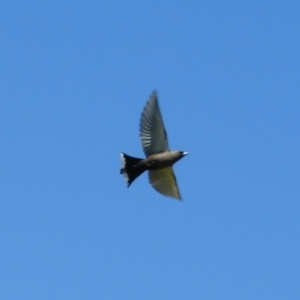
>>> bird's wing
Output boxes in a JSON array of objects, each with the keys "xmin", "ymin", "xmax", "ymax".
[
  {"xmin": 140, "ymin": 91, "xmax": 169, "ymax": 156},
  {"xmin": 148, "ymin": 167, "xmax": 182, "ymax": 200}
]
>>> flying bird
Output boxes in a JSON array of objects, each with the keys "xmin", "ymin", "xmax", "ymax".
[{"xmin": 120, "ymin": 91, "xmax": 188, "ymax": 200}]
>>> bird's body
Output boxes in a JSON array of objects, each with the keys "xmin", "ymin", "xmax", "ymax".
[
  {"xmin": 138, "ymin": 151, "xmax": 186, "ymax": 170},
  {"xmin": 120, "ymin": 92, "xmax": 188, "ymax": 200}
]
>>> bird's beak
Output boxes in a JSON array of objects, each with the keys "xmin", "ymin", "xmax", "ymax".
[{"xmin": 183, "ymin": 152, "xmax": 189, "ymax": 156}]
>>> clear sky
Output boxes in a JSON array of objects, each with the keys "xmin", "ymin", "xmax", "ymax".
[{"xmin": 1, "ymin": 2, "xmax": 299, "ymax": 299}]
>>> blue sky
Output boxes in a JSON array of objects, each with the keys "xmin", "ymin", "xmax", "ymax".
[{"xmin": 1, "ymin": 1, "xmax": 299, "ymax": 299}]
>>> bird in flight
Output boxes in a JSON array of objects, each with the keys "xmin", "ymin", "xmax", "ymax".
[{"xmin": 120, "ymin": 91, "xmax": 188, "ymax": 200}]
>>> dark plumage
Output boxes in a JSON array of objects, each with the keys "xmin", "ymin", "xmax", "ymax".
[{"xmin": 120, "ymin": 91, "xmax": 188, "ymax": 200}]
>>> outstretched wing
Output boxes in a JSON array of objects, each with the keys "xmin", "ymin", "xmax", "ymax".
[
  {"xmin": 148, "ymin": 167, "xmax": 182, "ymax": 200},
  {"xmin": 139, "ymin": 92, "xmax": 169, "ymax": 156}
]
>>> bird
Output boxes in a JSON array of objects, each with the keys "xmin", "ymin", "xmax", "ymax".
[{"xmin": 120, "ymin": 91, "xmax": 188, "ymax": 200}]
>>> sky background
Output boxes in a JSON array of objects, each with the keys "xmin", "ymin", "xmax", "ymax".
[{"xmin": 1, "ymin": 1, "xmax": 300, "ymax": 299}]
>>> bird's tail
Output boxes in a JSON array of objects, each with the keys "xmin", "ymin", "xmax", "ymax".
[{"xmin": 120, "ymin": 153, "xmax": 145, "ymax": 187}]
